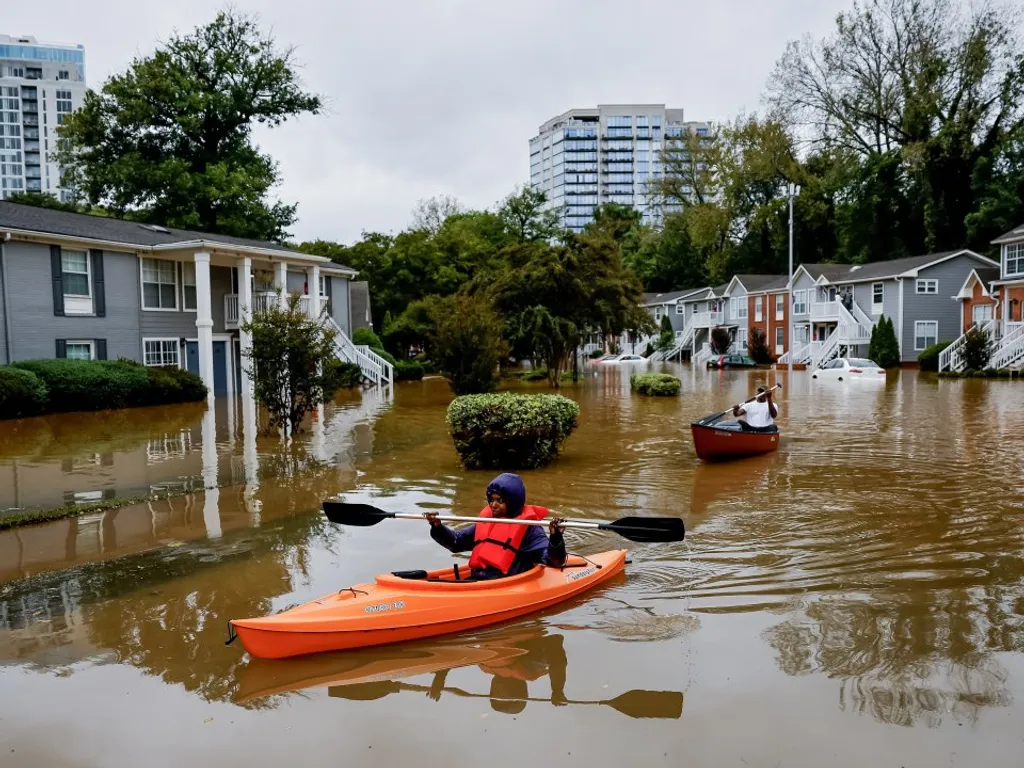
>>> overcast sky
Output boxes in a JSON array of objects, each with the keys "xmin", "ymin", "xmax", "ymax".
[{"xmin": 8, "ymin": 0, "xmax": 850, "ymax": 244}]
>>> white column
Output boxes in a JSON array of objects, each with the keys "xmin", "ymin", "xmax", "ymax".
[
  {"xmin": 194, "ymin": 251, "xmax": 215, "ymax": 399},
  {"xmin": 275, "ymin": 261, "xmax": 288, "ymax": 309},
  {"xmin": 200, "ymin": 404, "xmax": 222, "ymax": 539},
  {"xmin": 241, "ymin": 393, "xmax": 261, "ymax": 527},
  {"xmin": 237, "ymin": 256, "xmax": 253, "ymax": 398},
  {"xmin": 307, "ymin": 264, "xmax": 321, "ymax": 319}
]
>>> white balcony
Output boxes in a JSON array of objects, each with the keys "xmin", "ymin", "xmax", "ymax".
[
  {"xmin": 224, "ymin": 292, "xmax": 312, "ymax": 328},
  {"xmin": 810, "ymin": 300, "xmax": 840, "ymax": 321},
  {"xmin": 693, "ymin": 310, "xmax": 724, "ymax": 327}
]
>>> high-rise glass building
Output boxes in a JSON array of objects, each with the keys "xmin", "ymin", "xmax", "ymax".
[
  {"xmin": 0, "ymin": 34, "xmax": 86, "ymax": 201},
  {"xmin": 528, "ymin": 104, "xmax": 708, "ymax": 232}
]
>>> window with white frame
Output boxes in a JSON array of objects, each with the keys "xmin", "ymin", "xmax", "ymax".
[
  {"xmin": 775, "ymin": 326, "xmax": 784, "ymax": 349},
  {"xmin": 319, "ymin": 275, "xmax": 328, "ymax": 299},
  {"xmin": 675, "ymin": 303, "xmax": 683, "ymax": 314},
  {"xmin": 872, "ymin": 282, "xmax": 884, "ymax": 313},
  {"xmin": 654, "ymin": 307, "xmax": 662, "ymax": 320},
  {"xmin": 972, "ymin": 303, "xmax": 993, "ymax": 326},
  {"xmin": 916, "ymin": 279, "xmax": 938, "ymax": 295},
  {"xmin": 1005, "ymin": 243, "xmax": 1024, "ymax": 277},
  {"xmin": 915, "ymin": 320, "xmax": 938, "ymax": 350},
  {"xmin": 795, "ymin": 325, "xmax": 809, "ymax": 345},
  {"xmin": 731, "ymin": 297, "xmax": 748, "ymax": 319},
  {"xmin": 182, "ymin": 262, "xmax": 197, "ymax": 310},
  {"xmin": 754, "ymin": 296, "xmax": 763, "ymax": 321},
  {"xmin": 142, "ymin": 258, "xmax": 178, "ymax": 309},
  {"xmin": 775, "ymin": 293, "xmax": 784, "ymax": 319},
  {"xmin": 65, "ymin": 340, "xmax": 93, "ymax": 360},
  {"xmin": 793, "ymin": 289, "xmax": 808, "ymax": 315},
  {"xmin": 143, "ymin": 338, "xmax": 180, "ymax": 367},
  {"xmin": 60, "ymin": 248, "xmax": 92, "ymax": 314},
  {"xmin": 735, "ymin": 328, "xmax": 747, "ymax": 349}
]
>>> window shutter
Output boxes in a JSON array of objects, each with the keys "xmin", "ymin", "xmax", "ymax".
[
  {"xmin": 50, "ymin": 245, "xmax": 65, "ymax": 316},
  {"xmin": 91, "ymin": 249, "xmax": 105, "ymax": 317},
  {"xmin": 95, "ymin": 339, "xmax": 107, "ymax": 360},
  {"xmin": 324, "ymin": 276, "xmax": 333, "ymax": 314},
  {"xmin": 55, "ymin": 339, "xmax": 66, "ymax": 358}
]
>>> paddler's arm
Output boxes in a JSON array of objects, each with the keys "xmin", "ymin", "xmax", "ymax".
[{"xmin": 425, "ymin": 513, "xmax": 475, "ymax": 552}]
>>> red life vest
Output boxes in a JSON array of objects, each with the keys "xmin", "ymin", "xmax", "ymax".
[{"xmin": 468, "ymin": 505, "xmax": 549, "ymax": 574}]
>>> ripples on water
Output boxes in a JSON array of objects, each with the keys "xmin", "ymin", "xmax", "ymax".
[{"xmin": 2, "ymin": 366, "xmax": 1024, "ymax": 740}]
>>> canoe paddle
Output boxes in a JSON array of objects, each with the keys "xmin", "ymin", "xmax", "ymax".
[
  {"xmin": 696, "ymin": 382, "xmax": 782, "ymax": 426},
  {"xmin": 328, "ymin": 680, "xmax": 684, "ymax": 719},
  {"xmin": 321, "ymin": 501, "xmax": 685, "ymax": 543}
]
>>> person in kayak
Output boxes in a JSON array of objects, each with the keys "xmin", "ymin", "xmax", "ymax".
[
  {"xmin": 425, "ymin": 472, "xmax": 567, "ymax": 579},
  {"xmin": 732, "ymin": 386, "xmax": 779, "ymax": 432}
]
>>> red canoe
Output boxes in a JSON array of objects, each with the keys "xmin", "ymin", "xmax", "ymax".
[{"xmin": 690, "ymin": 419, "xmax": 780, "ymax": 462}]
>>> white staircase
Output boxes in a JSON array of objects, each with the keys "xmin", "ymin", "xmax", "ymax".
[
  {"xmin": 694, "ymin": 343, "xmax": 717, "ymax": 366},
  {"xmin": 810, "ymin": 327, "xmax": 841, "ymax": 369},
  {"xmin": 990, "ymin": 323, "xmax": 1024, "ymax": 369},
  {"xmin": 939, "ymin": 319, "xmax": 1004, "ymax": 372},
  {"xmin": 328, "ymin": 317, "xmax": 393, "ymax": 387}
]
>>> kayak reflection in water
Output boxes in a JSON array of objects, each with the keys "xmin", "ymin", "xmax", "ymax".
[
  {"xmin": 427, "ymin": 631, "xmax": 567, "ymax": 714},
  {"xmin": 424, "ymin": 473, "xmax": 567, "ymax": 580}
]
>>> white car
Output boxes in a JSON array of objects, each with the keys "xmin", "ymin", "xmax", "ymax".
[
  {"xmin": 812, "ymin": 357, "xmax": 887, "ymax": 381},
  {"xmin": 601, "ymin": 353, "xmax": 649, "ymax": 365}
]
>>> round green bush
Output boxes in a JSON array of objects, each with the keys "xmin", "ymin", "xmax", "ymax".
[
  {"xmin": 0, "ymin": 366, "xmax": 48, "ymax": 419},
  {"xmin": 446, "ymin": 392, "xmax": 580, "ymax": 469},
  {"xmin": 917, "ymin": 341, "xmax": 952, "ymax": 372},
  {"xmin": 630, "ymin": 373, "xmax": 681, "ymax": 396}
]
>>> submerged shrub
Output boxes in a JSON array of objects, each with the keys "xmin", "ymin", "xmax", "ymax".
[
  {"xmin": 446, "ymin": 392, "xmax": 580, "ymax": 469},
  {"xmin": 630, "ymin": 373, "xmax": 681, "ymax": 396},
  {"xmin": 0, "ymin": 366, "xmax": 48, "ymax": 419}
]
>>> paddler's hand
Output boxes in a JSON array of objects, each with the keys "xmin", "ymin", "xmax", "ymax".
[
  {"xmin": 425, "ymin": 513, "xmax": 440, "ymax": 527},
  {"xmin": 549, "ymin": 517, "xmax": 565, "ymax": 535}
]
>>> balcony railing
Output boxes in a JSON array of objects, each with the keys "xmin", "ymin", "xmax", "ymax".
[
  {"xmin": 224, "ymin": 291, "xmax": 313, "ymax": 328},
  {"xmin": 810, "ymin": 300, "xmax": 840, "ymax": 321},
  {"xmin": 693, "ymin": 310, "xmax": 724, "ymax": 327}
]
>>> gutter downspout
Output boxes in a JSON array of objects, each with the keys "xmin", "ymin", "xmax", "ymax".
[
  {"xmin": 1, "ymin": 232, "xmax": 11, "ymax": 364},
  {"xmin": 896, "ymin": 276, "xmax": 904, "ymax": 362}
]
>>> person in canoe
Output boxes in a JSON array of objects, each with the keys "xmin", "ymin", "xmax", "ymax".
[
  {"xmin": 732, "ymin": 386, "xmax": 779, "ymax": 432},
  {"xmin": 424, "ymin": 472, "xmax": 567, "ymax": 579}
]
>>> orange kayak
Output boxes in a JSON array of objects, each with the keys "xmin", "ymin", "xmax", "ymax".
[{"xmin": 229, "ymin": 550, "xmax": 628, "ymax": 660}]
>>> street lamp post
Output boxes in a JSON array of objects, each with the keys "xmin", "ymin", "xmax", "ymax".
[{"xmin": 787, "ymin": 182, "xmax": 801, "ymax": 367}]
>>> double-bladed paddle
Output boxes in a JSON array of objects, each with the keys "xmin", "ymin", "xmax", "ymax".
[
  {"xmin": 328, "ymin": 680, "xmax": 684, "ymax": 719},
  {"xmin": 321, "ymin": 501, "xmax": 684, "ymax": 543}
]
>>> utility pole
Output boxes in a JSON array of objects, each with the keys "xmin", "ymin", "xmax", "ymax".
[{"xmin": 787, "ymin": 182, "xmax": 801, "ymax": 366}]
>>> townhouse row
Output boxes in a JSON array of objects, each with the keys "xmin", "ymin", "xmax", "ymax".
[
  {"xmin": 0, "ymin": 201, "xmax": 389, "ymax": 397},
  {"xmin": 620, "ymin": 224, "xmax": 1024, "ymax": 371}
]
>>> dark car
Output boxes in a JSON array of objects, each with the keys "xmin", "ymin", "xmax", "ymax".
[{"xmin": 707, "ymin": 354, "xmax": 758, "ymax": 369}]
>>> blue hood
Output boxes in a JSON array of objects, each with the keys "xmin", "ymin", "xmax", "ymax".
[{"xmin": 486, "ymin": 473, "xmax": 526, "ymax": 517}]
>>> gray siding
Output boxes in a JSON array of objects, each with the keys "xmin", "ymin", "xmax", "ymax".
[
  {"xmin": 139, "ymin": 263, "xmax": 232, "ymax": 341},
  {"xmin": 849, "ymin": 279, "xmax": 899, "ymax": 325},
  {"xmin": 791, "ymin": 271, "xmax": 818, "ymax": 320},
  {"xmin": 0, "ymin": 242, "xmax": 8, "ymax": 363},
  {"xmin": 329, "ymin": 277, "xmax": 351, "ymax": 336},
  {"xmin": 900, "ymin": 255, "xmax": 981, "ymax": 361},
  {"xmin": 6, "ymin": 241, "xmax": 141, "ymax": 362},
  {"xmin": 287, "ymin": 269, "xmax": 307, "ymax": 294}
]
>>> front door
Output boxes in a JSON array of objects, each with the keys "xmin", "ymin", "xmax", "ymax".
[{"xmin": 185, "ymin": 340, "xmax": 229, "ymax": 396}]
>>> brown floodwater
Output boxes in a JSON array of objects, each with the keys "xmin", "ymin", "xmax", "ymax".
[{"xmin": 2, "ymin": 364, "xmax": 1024, "ymax": 767}]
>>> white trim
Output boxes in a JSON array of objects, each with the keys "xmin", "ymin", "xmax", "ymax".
[
  {"xmin": 871, "ymin": 282, "xmax": 884, "ymax": 314},
  {"xmin": 775, "ymin": 293, "xmax": 785, "ymax": 320},
  {"xmin": 181, "ymin": 261, "xmax": 197, "ymax": 312},
  {"xmin": 142, "ymin": 337, "xmax": 182, "ymax": 368},
  {"xmin": 140, "ymin": 256, "xmax": 180, "ymax": 312},
  {"xmin": 723, "ymin": 275, "xmax": 744, "ymax": 296},
  {"xmin": 1003, "ymin": 242, "xmax": 1024, "ymax": 281},
  {"xmin": 915, "ymin": 278, "xmax": 938, "ymax": 295},
  {"xmin": 60, "ymin": 246, "xmax": 93, "ymax": 315},
  {"xmin": 675, "ymin": 302, "xmax": 684, "ymax": 314},
  {"xmin": 897, "ymin": 277, "xmax": 905, "ymax": 358},
  {"xmin": 914, "ymin": 320, "xmax": 938, "ymax": 351},
  {"xmin": 898, "ymin": 248, "xmax": 998, "ymax": 278}
]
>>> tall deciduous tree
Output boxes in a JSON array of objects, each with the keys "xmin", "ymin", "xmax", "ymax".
[
  {"xmin": 55, "ymin": 10, "xmax": 321, "ymax": 241},
  {"xmin": 497, "ymin": 186, "xmax": 562, "ymax": 243}
]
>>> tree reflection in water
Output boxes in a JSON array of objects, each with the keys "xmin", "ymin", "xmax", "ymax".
[{"xmin": 763, "ymin": 595, "xmax": 1017, "ymax": 728}]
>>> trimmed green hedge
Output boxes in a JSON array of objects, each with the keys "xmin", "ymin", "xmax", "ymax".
[
  {"xmin": 1, "ymin": 358, "xmax": 207, "ymax": 419},
  {"xmin": 917, "ymin": 340, "xmax": 952, "ymax": 372},
  {"xmin": 446, "ymin": 392, "xmax": 580, "ymax": 469},
  {"xmin": 394, "ymin": 360, "xmax": 425, "ymax": 381},
  {"xmin": 0, "ymin": 367, "xmax": 48, "ymax": 418},
  {"xmin": 630, "ymin": 373, "xmax": 682, "ymax": 396},
  {"xmin": 938, "ymin": 368, "xmax": 1023, "ymax": 379}
]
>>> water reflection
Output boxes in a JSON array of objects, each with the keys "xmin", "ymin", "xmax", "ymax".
[{"xmin": 237, "ymin": 622, "xmax": 684, "ymax": 720}]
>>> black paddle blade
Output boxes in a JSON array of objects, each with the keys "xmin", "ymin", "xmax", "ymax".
[
  {"xmin": 321, "ymin": 501, "xmax": 394, "ymax": 527},
  {"xmin": 606, "ymin": 689, "xmax": 684, "ymax": 719},
  {"xmin": 601, "ymin": 516, "xmax": 685, "ymax": 543},
  {"xmin": 327, "ymin": 681, "xmax": 402, "ymax": 701}
]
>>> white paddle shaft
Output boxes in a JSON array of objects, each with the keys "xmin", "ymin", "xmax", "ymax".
[{"xmin": 392, "ymin": 512, "xmax": 603, "ymax": 530}]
